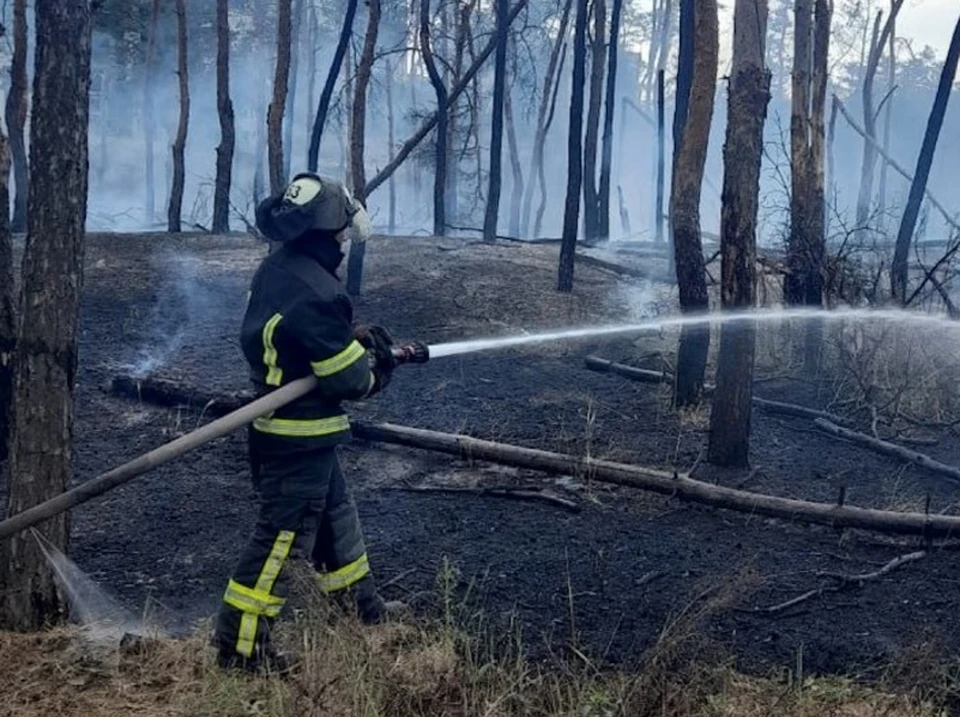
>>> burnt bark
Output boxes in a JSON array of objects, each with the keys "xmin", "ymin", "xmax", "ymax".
[
  {"xmin": 670, "ymin": 0, "xmax": 718, "ymax": 406},
  {"xmin": 268, "ymin": 0, "xmax": 293, "ymax": 196},
  {"xmin": 420, "ymin": 0, "xmax": 448, "ymax": 236},
  {"xmin": 6, "ymin": 0, "xmax": 27, "ymax": 234},
  {"xmin": 0, "ymin": 131, "xmax": 12, "ymax": 463},
  {"xmin": 534, "ymin": 42, "xmax": 568, "ymax": 239},
  {"xmin": 878, "ymin": 3, "xmax": 896, "ymax": 219},
  {"xmin": 482, "ymin": 0, "xmax": 510, "ymax": 243},
  {"xmin": 891, "ymin": 17, "xmax": 960, "ymax": 303},
  {"xmin": 523, "ymin": 0, "xmax": 573, "ymax": 238},
  {"xmin": 345, "ymin": 0, "xmax": 380, "ymax": 296},
  {"xmin": 212, "ymin": 0, "xmax": 235, "ymax": 233},
  {"xmin": 143, "ymin": 0, "xmax": 161, "ymax": 223},
  {"xmin": 558, "ymin": 0, "xmax": 589, "ymax": 292},
  {"xmin": 385, "ymin": 56, "xmax": 396, "ymax": 234},
  {"xmin": 283, "ymin": 0, "xmax": 302, "ymax": 181},
  {"xmin": 307, "ymin": 0, "xmax": 358, "ymax": 173},
  {"xmin": 707, "ymin": 0, "xmax": 771, "ymax": 468},
  {"xmin": 582, "ymin": 0, "xmax": 606, "ymax": 243},
  {"xmin": 504, "ymin": 77, "xmax": 524, "ymax": 239},
  {"xmin": 305, "ymin": 1, "xmax": 318, "ymax": 149},
  {"xmin": 597, "ymin": 0, "xmax": 623, "ymax": 241},
  {"xmin": 0, "ymin": 0, "xmax": 92, "ymax": 631},
  {"xmin": 656, "ymin": 69, "xmax": 665, "ymax": 245},
  {"xmin": 167, "ymin": 0, "xmax": 190, "ymax": 233}
]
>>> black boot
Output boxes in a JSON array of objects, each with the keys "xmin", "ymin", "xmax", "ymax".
[
  {"xmin": 333, "ymin": 575, "xmax": 407, "ymax": 625},
  {"xmin": 216, "ymin": 643, "xmax": 296, "ymax": 676}
]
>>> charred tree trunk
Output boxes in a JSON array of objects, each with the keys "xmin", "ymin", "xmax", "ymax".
[
  {"xmin": 878, "ymin": 4, "xmax": 895, "ymax": 221},
  {"xmin": 212, "ymin": 0, "xmax": 235, "ymax": 233},
  {"xmin": 0, "ymin": 0, "xmax": 92, "ymax": 631},
  {"xmin": 167, "ymin": 0, "xmax": 190, "ymax": 233},
  {"xmin": 504, "ymin": 77, "xmax": 524, "ymax": 238},
  {"xmin": 854, "ymin": 1, "xmax": 904, "ymax": 239},
  {"xmin": 0, "ymin": 131, "xmax": 12, "ymax": 463},
  {"xmin": 345, "ymin": 0, "xmax": 380, "ymax": 296},
  {"xmin": 308, "ymin": 0, "xmax": 359, "ymax": 173},
  {"xmin": 582, "ymin": 0, "xmax": 606, "ymax": 244},
  {"xmin": 670, "ymin": 0, "xmax": 718, "ymax": 407},
  {"xmin": 656, "ymin": 69, "xmax": 665, "ymax": 245},
  {"xmin": 305, "ymin": 1, "xmax": 318, "ymax": 154},
  {"xmin": 891, "ymin": 17, "xmax": 960, "ymax": 303},
  {"xmin": 707, "ymin": 0, "xmax": 771, "ymax": 468},
  {"xmin": 143, "ymin": 0, "xmax": 161, "ymax": 224},
  {"xmin": 534, "ymin": 42, "xmax": 568, "ymax": 239},
  {"xmin": 385, "ymin": 57, "xmax": 397, "ymax": 235},
  {"xmin": 268, "ymin": 0, "xmax": 293, "ymax": 196},
  {"xmin": 598, "ymin": 0, "xmax": 623, "ymax": 241},
  {"xmin": 482, "ymin": 0, "xmax": 509, "ymax": 243},
  {"xmin": 420, "ymin": 0, "xmax": 448, "ymax": 237},
  {"xmin": 283, "ymin": 0, "xmax": 302, "ymax": 181},
  {"xmin": 522, "ymin": 0, "xmax": 573, "ymax": 239},
  {"xmin": 6, "ymin": 0, "xmax": 27, "ymax": 234},
  {"xmin": 558, "ymin": 0, "xmax": 589, "ymax": 292},
  {"xmin": 449, "ymin": 2, "xmax": 477, "ymax": 226}
]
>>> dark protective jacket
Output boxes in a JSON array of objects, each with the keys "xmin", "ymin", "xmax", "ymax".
[{"xmin": 240, "ymin": 238, "xmax": 373, "ymax": 445}]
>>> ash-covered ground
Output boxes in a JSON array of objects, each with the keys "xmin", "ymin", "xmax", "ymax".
[{"xmin": 9, "ymin": 232, "xmax": 960, "ymax": 676}]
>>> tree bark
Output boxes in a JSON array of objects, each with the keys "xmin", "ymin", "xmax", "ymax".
[
  {"xmin": 305, "ymin": 1, "xmax": 318, "ymax": 160},
  {"xmin": 363, "ymin": 0, "xmax": 531, "ymax": 199},
  {"xmin": 6, "ymin": 0, "xmax": 27, "ymax": 234},
  {"xmin": 307, "ymin": 0, "xmax": 359, "ymax": 173},
  {"xmin": 0, "ymin": 0, "xmax": 92, "ymax": 631},
  {"xmin": 558, "ymin": 0, "xmax": 589, "ymax": 292},
  {"xmin": 854, "ymin": 1, "xmax": 904, "ymax": 239},
  {"xmin": 0, "ymin": 130, "xmax": 12, "ymax": 463},
  {"xmin": 420, "ymin": 0, "xmax": 448, "ymax": 237},
  {"xmin": 142, "ymin": 0, "xmax": 161, "ymax": 224},
  {"xmin": 582, "ymin": 0, "xmax": 606, "ymax": 243},
  {"xmin": 521, "ymin": 0, "xmax": 573, "ymax": 239},
  {"xmin": 670, "ymin": 0, "xmax": 718, "ymax": 407},
  {"xmin": 482, "ymin": 0, "xmax": 510, "ymax": 243},
  {"xmin": 878, "ymin": 3, "xmax": 896, "ymax": 221},
  {"xmin": 283, "ymin": 0, "xmax": 302, "ymax": 181},
  {"xmin": 449, "ymin": 1, "xmax": 477, "ymax": 225},
  {"xmin": 345, "ymin": 0, "xmax": 380, "ymax": 297},
  {"xmin": 534, "ymin": 44, "xmax": 568, "ymax": 239},
  {"xmin": 891, "ymin": 17, "xmax": 960, "ymax": 303},
  {"xmin": 656, "ymin": 69, "xmax": 665, "ymax": 245},
  {"xmin": 598, "ymin": 0, "xmax": 623, "ymax": 241},
  {"xmin": 707, "ymin": 0, "xmax": 771, "ymax": 468},
  {"xmin": 268, "ymin": 0, "xmax": 293, "ymax": 196},
  {"xmin": 504, "ymin": 77, "xmax": 524, "ymax": 239},
  {"xmin": 385, "ymin": 56, "xmax": 397, "ymax": 235},
  {"xmin": 167, "ymin": 0, "xmax": 190, "ymax": 233},
  {"xmin": 212, "ymin": 0, "xmax": 235, "ymax": 233}
]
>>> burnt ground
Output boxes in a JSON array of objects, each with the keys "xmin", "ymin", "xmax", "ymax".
[{"xmin": 7, "ymin": 232, "xmax": 960, "ymax": 677}]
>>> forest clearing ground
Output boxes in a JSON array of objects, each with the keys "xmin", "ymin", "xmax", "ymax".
[{"xmin": 5, "ymin": 232, "xmax": 960, "ymax": 711}]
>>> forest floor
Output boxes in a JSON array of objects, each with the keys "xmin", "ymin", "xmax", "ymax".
[{"xmin": 4, "ymin": 232, "xmax": 960, "ymax": 714}]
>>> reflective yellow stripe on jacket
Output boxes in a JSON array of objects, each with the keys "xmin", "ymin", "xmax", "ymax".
[
  {"xmin": 262, "ymin": 313, "xmax": 284, "ymax": 386},
  {"xmin": 311, "ymin": 340, "xmax": 367, "ymax": 377},
  {"xmin": 252, "ymin": 414, "xmax": 351, "ymax": 437}
]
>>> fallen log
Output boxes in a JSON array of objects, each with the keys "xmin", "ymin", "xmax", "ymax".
[
  {"xmin": 385, "ymin": 486, "xmax": 581, "ymax": 512},
  {"xmin": 100, "ymin": 375, "xmax": 960, "ymax": 538},
  {"xmin": 584, "ymin": 356, "xmax": 669, "ymax": 384},
  {"xmin": 815, "ymin": 418, "xmax": 960, "ymax": 484},
  {"xmin": 753, "ymin": 397, "xmax": 849, "ymax": 427}
]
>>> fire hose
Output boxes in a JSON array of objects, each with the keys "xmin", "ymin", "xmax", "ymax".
[{"xmin": 0, "ymin": 342, "xmax": 430, "ymax": 541}]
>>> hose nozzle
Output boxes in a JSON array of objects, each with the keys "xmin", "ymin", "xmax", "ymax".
[{"xmin": 390, "ymin": 341, "xmax": 430, "ymax": 365}]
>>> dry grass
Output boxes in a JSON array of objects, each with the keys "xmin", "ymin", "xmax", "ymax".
[{"xmin": 0, "ymin": 574, "xmax": 950, "ymax": 717}]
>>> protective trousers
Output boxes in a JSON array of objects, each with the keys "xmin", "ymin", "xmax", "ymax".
[{"xmin": 214, "ymin": 430, "xmax": 371, "ymax": 659}]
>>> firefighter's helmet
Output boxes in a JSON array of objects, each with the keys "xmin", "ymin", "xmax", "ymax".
[{"xmin": 255, "ymin": 172, "xmax": 364, "ymax": 243}]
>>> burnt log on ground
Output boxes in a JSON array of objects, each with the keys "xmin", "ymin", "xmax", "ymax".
[{"xmin": 99, "ymin": 373, "xmax": 960, "ymax": 539}]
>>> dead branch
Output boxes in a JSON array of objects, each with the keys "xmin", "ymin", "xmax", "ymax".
[
  {"xmin": 756, "ymin": 550, "xmax": 926, "ymax": 614},
  {"xmin": 815, "ymin": 418, "xmax": 960, "ymax": 484},
  {"xmin": 386, "ymin": 485, "xmax": 581, "ymax": 512}
]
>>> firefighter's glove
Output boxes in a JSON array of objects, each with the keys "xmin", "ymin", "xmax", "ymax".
[{"xmin": 355, "ymin": 324, "xmax": 396, "ymax": 396}]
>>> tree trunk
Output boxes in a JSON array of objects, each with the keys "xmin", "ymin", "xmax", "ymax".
[
  {"xmin": 167, "ymin": 0, "xmax": 190, "ymax": 233},
  {"xmin": 878, "ymin": 3, "xmax": 895, "ymax": 221},
  {"xmin": 385, "ymin": 57, "xmax": 397, "ymax": 235},
  {"xmin": 854, "ymin": 1, "xmax": 904, "ymax": 239},
  {"xmin": 482, "ymin": 0, "xmax": 509, "ymax": 243},
  {"xmin": 597, "ymin": 0, "xmax": 623, "ymax": 241},
  {"xmin": 449, "ymin": 1, "xmax": 477, "ymax": 226},
  {"xmin": 707, "ymin": 0, "xmax": 771, "ymax": 468},
  {"xmin": 268, "ymin": 0, "xmax": 293, "ymax": 196},
  {"xmin": 0, "ymin": 0, "xmax": 92, "ymax": 631},
  {"xmin": 283, "ymin": 0, "xmax": 302, "ymax": 181},
  {"xmin": 0, "ymin": 131, "xmax": 12, "ymax": 463},
  {"xmin": 504, "ymin": 79, "xmax": 524, "ymax": 238},
  {"xmin": 305, "ymin": 1, "xmax": 318, "ymax": 161},
  {"xmin": 558, "ymin": 0, "xmax": 589, "ymax": 292},
  {"xmin": 582, "ymin": 0, "xmax": 606, "ymax": 244},
  {"xmin": 142, "ymin": 0, "xmax": 161, "ymax": 225},
  {"xmin": 345, "ymin": 0, "xmax": 380, "ymax": 297},
  {"xmin": 891, "ymin": 17, "xmax": 960, "ymax": 303},
  {"xmin": 670, "ymin": 0, "xmax": 718, "ymax": 407},
  {"xmin": 523, "ymin": 0, "xmax": 572, "ymax": 239},
  {"xmin": 420, "ymin": 0, "xmax": 448, "ymax": 237},
  {"xmin": 307, "ymin": 0, "xmax": 358, "ymax": 173},
  {"xmin": 6, "ymin": 0, "xmax": 27, "ymax": 234},
  {"xmin": 656, "ymin": 69, "xmax": 665, "ymax": 245},
  {"xmin": 212, "ymin": 0, "xmax": 234, "ymax": 233},
  {"xmin": 534, "ymin": 42, "xmax": 568, "ymax": 239}
]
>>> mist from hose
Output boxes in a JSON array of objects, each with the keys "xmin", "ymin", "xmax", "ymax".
[{"xmin": 426, "ymin": 307, "xmax": 960, "ymax": 359}]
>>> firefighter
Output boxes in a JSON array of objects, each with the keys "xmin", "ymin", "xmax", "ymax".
[{"xmin": 213, "ymin": 172, "xmax": 398, "ymax": 673}]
